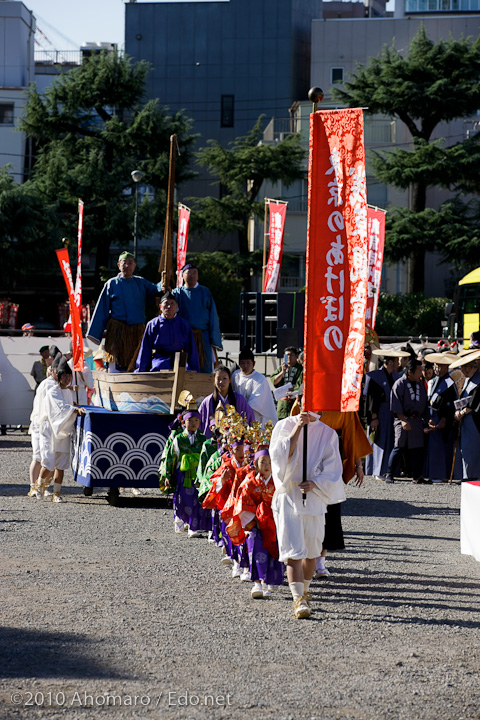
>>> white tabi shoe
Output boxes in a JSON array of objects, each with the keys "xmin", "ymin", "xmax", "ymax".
[
  {"xmin": 231, "ymin": 562, "xmax": 242, "ymax": 579},
  {"xmin": 187, "ymin": 529, "xmax": 202, "ymax": 538},
  {"xmin": 262, "ymin": 581, "xmax": 273, "ymax": 597},
  {"xmin": 51, "ymin": 492, "xmax": 65, "ymax": 503},
  {"xmin": 240, "ymin": 569, "xmax": 251, "ymax": 582},
  {"xmin": 174, "ymin": 518, "xmax": 185, "ymax": 534},
  {"xmin": 251, "ymin": 582, "xmax": 263, "ymax": 599},
  {"xmin": 207, "ymin": 531, "xmax": 215, "ymax": 544}
]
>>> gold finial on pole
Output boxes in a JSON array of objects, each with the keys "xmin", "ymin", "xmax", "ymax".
[{"xmin": 308, "ymin": 87, "xmax": 325, "ymax": 113}]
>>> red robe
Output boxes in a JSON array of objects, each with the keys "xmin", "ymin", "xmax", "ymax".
[
  {"xmin": 227, "ymin": 471, "xmax": 278, "ymax": 558},
  {"xmin": 202, "ymin": 456, "xmax": 244, "ymax": 511},
  {"xmin": 221, "ymin": 464, "xmax": 251, "ymax": 523}
]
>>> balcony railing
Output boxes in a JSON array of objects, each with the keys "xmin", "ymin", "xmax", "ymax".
[
  {"xmin": 34, "ymin": 50, "xmax": 82, "ymax": 66},
  {"xmin": 405, "ymin": 0, "xmax": 479, "ymax": 11}
]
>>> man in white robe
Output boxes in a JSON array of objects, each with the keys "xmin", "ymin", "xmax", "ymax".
[
  {"xmin": 270, "ymin": 412, "xmax": 345, "ymax": 619},
  {"xmin": 231, "ymin": 347, "xmax": 277, "ymax": 427}
]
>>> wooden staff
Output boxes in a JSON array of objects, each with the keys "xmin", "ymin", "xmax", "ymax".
[
  {"xmin": 262, "ymin": 198, "xmax": 268, "ymax": 290},
  {"xmin": 302, "ymin": 423, "xmax": 308, "ymax": 507},
  {"xmin": 158, "ymin": 134, "xmax": 177, "ymax": 289}
]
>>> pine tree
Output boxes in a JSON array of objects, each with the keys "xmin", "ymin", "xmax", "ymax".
[
  {"xmin": 19, "ymin": 51, "xmax": 196, "ymax": 289},
  {"xmin": 334, "ymin": 27, "xmax": 480, "ymax": 290}
]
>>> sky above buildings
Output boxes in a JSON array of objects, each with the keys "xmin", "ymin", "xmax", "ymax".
[
  {"xmin": 25, "ymin": 0, "xmax": 235, "ymax": 52},
  {"xmin": 25, "ymin": 0, "xmax": 395, "ymax": 54},
  {"xmin": 26, "ymin": 0, "xmax": 127, "ymax": 51}
]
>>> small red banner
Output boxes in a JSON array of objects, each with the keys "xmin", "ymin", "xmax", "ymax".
[
  {"xmin": 365, "ymin": 207, "xmax": 385, "ymax": 330},
  {"xmin": 263, "ymin": 202, "xmax": 287, "ymax": 293},
  {"xmin": 304, "ymin": 108, "xmax": 368, "ymax": 412},
  {"xmin": 176, "ymin": 204, "xmax": 190, "ymax": 286},
  {"xmin": 56, "ymin": 248, "xmax": 84, "ymax": 371}
]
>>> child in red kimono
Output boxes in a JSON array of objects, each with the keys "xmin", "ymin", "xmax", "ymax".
[
  {"xmin": 203, "ymin": 439, "xmax": 246, "ymax": 566},
  {"xmin": 222, "ymin": 440, "xmax": 253, "ymax": 580},
  {"xmin": 227, "ymin": 447, "xmax": 284, "ymax": 599}
]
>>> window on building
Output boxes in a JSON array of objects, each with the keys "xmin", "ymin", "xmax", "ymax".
[
  {"xmin": 331, "ymin": 68, "xmax": 344, "ymax": 85},
  {"xmin": 221, "ymin": 95, "xmax": 234, "ymax": 127},
  {"xmin": 0, "ymin": 104, "xmax": 14, "ymax": 125}
]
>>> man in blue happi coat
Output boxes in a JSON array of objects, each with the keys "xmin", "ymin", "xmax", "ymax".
[
  {"xmin": 87, "ymin": 251, "xmax": 160, "ymax": 372},
  {"xmin": 167, "ymin": 263, "xmax": 222, "ymax": 373}
]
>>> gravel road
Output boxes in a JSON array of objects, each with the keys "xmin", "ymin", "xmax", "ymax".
[{"xmin": 1, "ymin": 430, "xmax": 479, "ymax": 720}]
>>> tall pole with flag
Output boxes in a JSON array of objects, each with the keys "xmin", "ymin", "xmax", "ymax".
[
  {"xmin": 158, "ymin": 134, "xmax": 177, "ymax": 289},
  {"xmin": 303, "ymin": 88, "xmax": 369, "ymax": 413}
]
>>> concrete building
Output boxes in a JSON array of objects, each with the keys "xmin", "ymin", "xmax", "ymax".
[
  {"xmin": 125, "ymin": 0, "xmax": 323, "ymax": 251},
  {"xmin": 0, "ymin": 1, "xmax": 35, "ymax": 183}
]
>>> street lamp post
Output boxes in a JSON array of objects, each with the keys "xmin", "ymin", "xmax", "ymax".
[{"xmin": 131, "ymin": 169, "xmax": 143, "ymax": 259}]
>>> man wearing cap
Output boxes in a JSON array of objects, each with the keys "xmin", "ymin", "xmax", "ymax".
[
  {"xmin": 450, "ymin": 350, "xmax": 480, "ymax": 479},
  {"xmin": 168, "ymin": 263, "xmax": 222, "ymax": 374},
  {"xmin": 30, "ymin": 346, "xmax": 52, "ymax": 388},
  {"xmin": 423, "ymin": 353, "xmax": 460, "ymax": 482},
  {"xmin": 231, "ymin": 347, "xmax": 277, "ymax": 427},
  {"xmin": 364, "ymin": 348, "xmax": 406, "ymax": 480},
  {"xmin": 135, "ymin": 291, "xmax": 200, "ymax": 373},
  {"xmin": 87, "ymin": 252, "xmax": 160, "ymax": 372}
]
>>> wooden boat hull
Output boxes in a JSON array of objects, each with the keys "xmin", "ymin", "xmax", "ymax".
[{"xmin": 92, "ymin": 353, "xmax": 214, "ymax": 414}]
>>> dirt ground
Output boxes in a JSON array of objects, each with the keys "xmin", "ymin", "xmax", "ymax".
[{"xmin": 1, "ymin": 429, "xmax": 480, "ymax": 720}]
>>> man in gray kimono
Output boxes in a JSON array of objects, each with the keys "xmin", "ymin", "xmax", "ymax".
[{"xmin": 384, "ymin": 358, "xmax": 429, "ymax": 484}]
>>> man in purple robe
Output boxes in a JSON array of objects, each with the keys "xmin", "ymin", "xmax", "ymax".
[{"xmin": 135, "ymin": 292, "xmax": 200, "ymax": 373}]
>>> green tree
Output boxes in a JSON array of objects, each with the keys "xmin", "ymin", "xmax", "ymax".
[
  {"xmin": 19, "ymin": 51, "xmax": 197, "ymax": 289},
  {"xmin": 190, "ymin": 116, "xmax": 306, "ymax": 258},
  {"xmin": 375, "ymin": 291, "xmax": 450, "ymax": 336},
  {"xmin": 334, "ymin": 27, "xmax": 480, "ymax": 291},
  {"xmin": 0, "ymin": 167, "xmax": 56, "ymax": 288}
]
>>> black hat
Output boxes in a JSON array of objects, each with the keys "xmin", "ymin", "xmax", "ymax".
[
  {"xmin": 57, "ymin": 357, "xmax": 71, "ymax": 376},
  {"xmin": 181, "ymin": 262, "xmax": 197, "ymax": 273},
  {"xmin": 160, "ymin": 291, "xmax": 178, "ymax": 304},
  {"xmin": 39, "ymin": 345, "xmax": 49, "ymax": 353},
  {"xmin": 52, "ymin": 352, "xmax": 63, "ymax": 369}
]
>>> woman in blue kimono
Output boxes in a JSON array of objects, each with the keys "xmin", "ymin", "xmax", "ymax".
[{"xmin": 364, "ymin": 348, "xmax": 408, "ymax": 480}]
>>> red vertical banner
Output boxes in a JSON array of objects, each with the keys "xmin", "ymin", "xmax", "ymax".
[
  {"xmin": 365, "ymin": 207, "xmax": 385, "ymax": 331},
  {"xmin": 56, "ymin": 248, "xmax": 84, "ymax": 371},
  {"xmin": 263, "ymin": 202, "xmax": 287, "ymax": 293},
  {"xmin": 176, "ymin": 203, "xmax": 190, "ymax": 286},
  {"xmin": 304, "ymin": 108, "xmax": 368, "ymax": 412}
]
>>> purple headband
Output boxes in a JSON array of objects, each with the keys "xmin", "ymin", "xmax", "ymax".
[
  {"xmin": 254, "ymin": 448, "xmax": 270, "ymax": 460},
  {"xmin": 232, "ymin": 439, "xmax": 244, "ymax": 448},
  {"xmin": 183, "ymin": 410, "xmax": 200, "ymax": 421}
]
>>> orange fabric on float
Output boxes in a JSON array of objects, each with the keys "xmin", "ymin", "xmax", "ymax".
[{"xmin": 320, "ymin": 411, "xmax": 372, "ymax": 484}]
